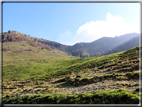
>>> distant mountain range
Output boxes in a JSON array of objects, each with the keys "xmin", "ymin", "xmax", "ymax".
[
  {"xmin": 1, "ymin": 30, "xmax": 140, "ymax": 57},
  {"xmin": 67, "ymin": 33, "xmax": 139, "ymax": 56},
  {"xmin": 103, "ymin": 35, "xmax": 139, "ymax": 55}
]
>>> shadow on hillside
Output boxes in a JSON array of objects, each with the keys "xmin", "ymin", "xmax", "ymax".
[{"xmin": 51, "ymin": 78, "xmax": 67, "ymax": 84}]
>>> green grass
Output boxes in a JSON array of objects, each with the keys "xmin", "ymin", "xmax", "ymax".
[
  {"xmin": 3, "ymin": 41, "xmax": 75, "ymax": 65},
  {"xmin": 2, "ymin": 89, "xmax": 140, "ymax": 104},
  {"xmin": 2, "ymin": 43, "xmax": 141, "ymax": 104},
  {"xmin": 3, "ymin": 46, "xmax": 140, "ymax": 82}
]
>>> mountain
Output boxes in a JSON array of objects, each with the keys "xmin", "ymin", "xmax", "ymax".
[
  {"xmin": 1, "ymin": 30, "xmax": 139, "ymax": 57},
  {"xmin": 1, "ymin": 30, "xmax": 54, "ymax": 50},
  {"xmin": 67, "ymin": 33, "xmax": 139, "ymax": 57},
  {"xmin": 1, "ymin": 30, "xmax": 75, "ymax": 65},
  {"xmin": 103, "ymin": 35, "xmax": 139, "ymax": 55},
  {"xmin": 37, "ymin": 39, "xmax": 68, "ymax": 52}
]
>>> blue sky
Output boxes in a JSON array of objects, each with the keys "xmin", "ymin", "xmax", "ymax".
[{"xmin": 3, "ymin": 3, "xmax": 140, "ymax": 45}]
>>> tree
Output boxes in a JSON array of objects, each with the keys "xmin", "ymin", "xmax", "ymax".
[
  {"xmin": 11, "ymin": 35, "xmax": 15, "ymax": 41},
  {"xmin": 87, "ymin": 54, "xmax": 89, "ymax": 57},
  {"xmin": 80, "ymin": 53, "xmax": 82, "ymax": 58},
  {"xmin": 7, "ymin": 35, "xmax": 12, "ymax": 41},
  {"xmin": 8, "ymin": 30, "xmax": 11, "ymax": 33},
  {"xmin": 42, "ymin": 44, "xmax": 44, "ymax": 49},
  {"xmin": 34, "ymin": 39, "xmax": 37, "ymax": 42}
]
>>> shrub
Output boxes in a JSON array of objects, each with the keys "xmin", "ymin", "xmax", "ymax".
[
  {"xmin": 2, "ymin": 89, "xmax": 139, "ymax": 104},
  {"xmin": 21, "ymin": 43, "xmax": 26, "ymax": 46},
  {"xmin": 26, "ymin": 47, "xmax": 33, "ymax": 51},
  {"xmin": 3, "ymin": 47, "xmax": 11, "ymax": 51},
  {"xmin": 44, "ymin": 45, "xmax": 52, "ymax": 51}
]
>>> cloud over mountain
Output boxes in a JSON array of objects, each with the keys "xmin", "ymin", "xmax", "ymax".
[{"xmin": 63, "ymin": 13, "xmax": 140, "ymax": 45}]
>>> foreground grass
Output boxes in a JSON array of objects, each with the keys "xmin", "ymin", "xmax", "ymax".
[
  {"xmin": 2, "ymin": 89, "xmax": 140, "ymax": 104},
  {"xmin": 2, "ymin": 46, "xmax": 141, "ymax": 104}
]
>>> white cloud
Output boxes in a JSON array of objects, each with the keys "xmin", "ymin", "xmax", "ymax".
[
  {"xmin": 58, "ymin": 13, "xmax": 140, "ymax": 45},
  {"xmin": 71, "ymin": 13, "xmax": 140, "ymax": 44}
]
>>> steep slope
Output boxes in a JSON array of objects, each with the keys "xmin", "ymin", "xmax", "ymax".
[{"xmin": 104, "ymin": 35, "xmax": 139, "ymax": 55}]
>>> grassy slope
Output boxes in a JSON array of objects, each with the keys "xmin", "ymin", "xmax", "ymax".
[
  {"xmin": 3, "ymin": 41, "xmax": 75, "ymax": 65},
  {"xmin": 3, "ymin": 41, "xmax": 76, "ymax": 81},
  {"xmin": 3, "ymin": 45, "xmax": 140, "ymax": 82},
  {"xmin": 2, "ymin": 45, "xmax": 141, "ymax": 104}
]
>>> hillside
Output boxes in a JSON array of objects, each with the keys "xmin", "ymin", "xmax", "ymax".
[
  {"xmin": 104, "ymin": 35, "xmax": 140, "ymax": 55},
  {"xmin": 2, "ymin": 30, "xmax": 52, "ymax": 51},
  {"xmin": 2, "ymin": 31, "xmax": 76, "ymax": 65},
  {"xmin": 67, "ymin": 33, "xmax": 139, "ymax": 56},
  {"xmin": 2, "ymin": 45, "xmax": 141, "ymax": 104},
  {"xmin": 37, "ymin": 32, "xmax": 139, "ymax": 57},
  {"xmin": 1, "ymin": 31, "xmax": 139, "ymax": 57}
]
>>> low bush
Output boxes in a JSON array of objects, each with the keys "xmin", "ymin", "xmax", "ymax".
[
  {"xmin": 3, "ymin": 47, "xmax": 11, "ymax": 51},
  {"xmin": 2, "ymin": 89, "xmax": 139, "ymax": 104}
]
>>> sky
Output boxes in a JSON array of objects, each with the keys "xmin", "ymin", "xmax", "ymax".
[{"xmin": 3, "ymin": 2, "xmax": 140, "ymax": 45}]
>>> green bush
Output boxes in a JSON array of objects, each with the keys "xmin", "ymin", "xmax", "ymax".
[{"xmin": 2, "ymin": 89, "xmax": 139, "ymax": 104}]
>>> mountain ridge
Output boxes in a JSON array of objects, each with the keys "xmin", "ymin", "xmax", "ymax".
[
  {"xmin": 1, "ymin": 30, "xmax": 139, "ymax": 57},
  {"xmin": 67, "ymin": 32, "xmax": 139, "ymax": 56},
  {"xmin": 104, "ymin": 35, "xmax": 139, "ymax": 55}
]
